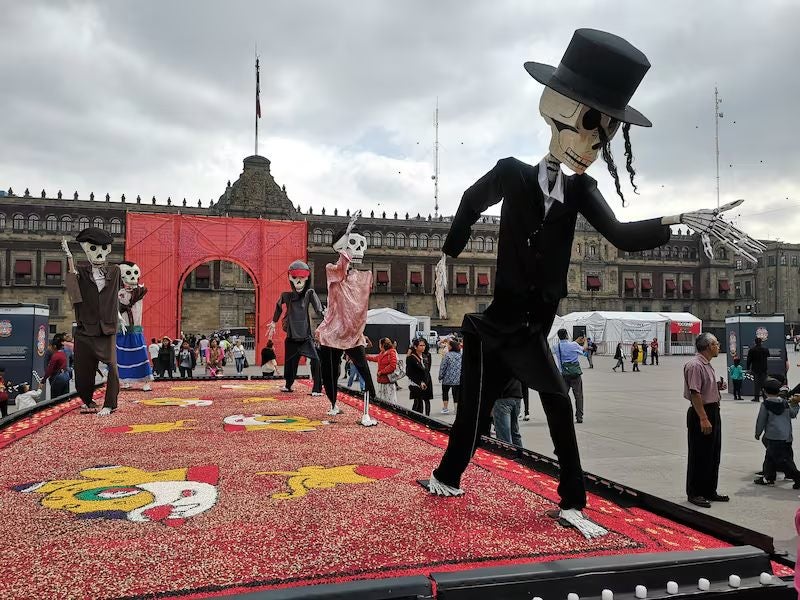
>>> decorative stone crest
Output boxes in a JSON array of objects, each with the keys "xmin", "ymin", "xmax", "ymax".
[{"xmin": 211, "ymin": 155, "xmax": 298, "ymax": 220}]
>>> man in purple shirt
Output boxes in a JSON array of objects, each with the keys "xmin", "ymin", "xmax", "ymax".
[{"xmin": 683, "ymin": 333, "xmax": 728, "ymax": 508}]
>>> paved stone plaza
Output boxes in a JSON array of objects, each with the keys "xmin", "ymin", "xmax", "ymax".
[{"xmin": 343, "ymin": 348, "xmax": 800, "ymax": 558}]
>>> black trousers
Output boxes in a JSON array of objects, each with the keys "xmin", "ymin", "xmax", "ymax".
[
  {"xmin": 433, "ymin": 311, "xmax": 586, "ymax": 510},
  {"xmin": 752, "ymin": 372, "xmax": 767, "ymax": 401},
  {"xmin": 732, "ymin": 379, "xmax": 742, "ymax": 399},
  {"xmin": 650, "ymin": 351, "xmax": 659, "ymax": 365},
  {"xmin": 179, "ymin": 366, "xmax": 193, "ymax": 378},
  {"xmin": 319, "ymin": 345, "xmax": 375, "ymax": 408},
  {"xmin": 284, "ymin": 339, "xmax": 322, "ymax": 390},
  {"xmin": 442, "ymin": 384, "xmax": 460, "ymax": 404},
  {"xmin": 75, "ymin": 333, "xmax": 119, "ymax": 410},
  {"xmin": 686, "ymin": 402, "xmax": 722, "ymax": 498},
  {"xmin": 763, "ymin": 439, "xmax": 800, "ymax": 482},
  {"xmin": 310, "ymin": 358, "xmax": 322, "ymax": 393}
]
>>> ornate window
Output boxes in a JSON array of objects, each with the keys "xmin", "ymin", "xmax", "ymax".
[
  {"xmin": 13, "ymin": 213, "xmax": 25, "ymax": 231},
  {"xmin": 46, "ymin": 215, "xmax": 58, "ymax": 231},
  {"xmin": 589, "ymin": 245, "xmax": 597, "ymax": 256},
  {"xmin": 372, "ymin": 232, "xmax": 382, "ymax": 247},
  {"xmin": 27, "ymin": 214, "xmax": 39, "ymax": 231},
  {"xmin": 78, "ymin": 216, "xmax": 90, "ymax": 230},
  {"xmin": 576, "ymin": 243, "xmax": 581, "ymax": 255},
  {"xmin": 323, "ymin": 230, "xmax": 333, "ymax": 245},
  {"xmin": 473, "ymin": 237, "xmax": 484, "ymax": 252},
  {"xmin": 689, "ymin": 248, "xmax": 697, "ymax": 260},
  {"xmin": 109, "ymin": 218, "xmax": 122, "ymax": 234},
  {"xmin": 681, "ymin": 247, "xmax": 689, "ymax": 259},
  {"xmin": 312, "ymin": 228, "xmax": 323, "ymax": 244},
  {"xmin": 396, "ymin": 233, "xmax": 406, "ymax": 248},
  {"xmin": 485, "ymin": 237, "xmax": 494, "ymax": 252},
  {"xmin": 719, "ymin": 247, "xmax": 728, "ymax": 260},
  {"xmin": 780, "ymin": 254, "xmax": 787, "ymax": 266},
  {"xmin": 409, "ymin": 234, "xmax": 418, "ymax": 248},
  {"xmin": 385, "ymin": 232, "xmax": 396, "ymax": 248},
  {"xmin": 92, "ymin": 217, "xmax": 104, "ymax": 229},
  {"xmin": 431, "ymin": 234, "xmax": 441, "ymax": 250},
  {"xmin": 60, "ymin": 215, "xmax": 73, "ymax": 232},
  {"xmin": 363, "ymin": 232, "xmax": 372, "ymax": 246},
  {"xmin": 0, "ymin": 213, "xmax": 5, "ymax": 230},
  {"xmin": 419, "ymin": 234, "xmax": 428, "ymax": 249}
]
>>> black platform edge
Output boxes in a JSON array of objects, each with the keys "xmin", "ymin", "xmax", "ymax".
[
  {"xmin": 348, "ymin": 391, "xmax": 792, "ymax": 568},
  {"xmin": 431, "ymin": 545, "xmax": 793, "ymax": 600},
  {"xmin": 221, "ymin": 575, "xmax": 433, "ymax": 599}
]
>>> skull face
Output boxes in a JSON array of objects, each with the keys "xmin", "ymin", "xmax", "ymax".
[
  {"xmin": 80, "ymin": 241, "xmax": 112, "ymax": 266},
  {"xmin": 539, "ymin": 88, "xmax": 620, "ymax": 174},
  {"xmin": 289, "ymin": 274, "xmax": 308, "ymax": 293},
  {"xmin": 121, "ymin": 263, "xmax": 141, "ymax": 287},
  {"xmin": 333, "ymin": 232, "xmax": 367, "ymax": 264}
]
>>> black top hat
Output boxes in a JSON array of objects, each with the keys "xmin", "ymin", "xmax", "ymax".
[
  {"xmin": 525, "ymin": 28, "xmax": 651, "ymax": 127},
  {"xmin": 76, "ymin": 227, "xmax": 113, "ymax": 245}
]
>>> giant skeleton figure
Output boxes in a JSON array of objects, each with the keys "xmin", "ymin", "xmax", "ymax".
[
  {"xmin": 116, "ymin": 261, "xmax": 153, "ymax": 391},
  {"xmin": 63, "ymin": 228, "xmax": 129, "ymax": 416},
  {"xmin": 426, "ymin": 29, "xmax": 765, "ymax": 538},
  {"xmin": 315, "ymin": 211, "xmax": 379, "ymax": 427},
  {"xmin": 268, "ymin": 259, "xmax": 324, "ymax": 394}
]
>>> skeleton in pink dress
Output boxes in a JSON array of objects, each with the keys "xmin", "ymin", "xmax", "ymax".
[{"xmin": 315, "ymin": 211, "xmax": 378, "ymax": 427}]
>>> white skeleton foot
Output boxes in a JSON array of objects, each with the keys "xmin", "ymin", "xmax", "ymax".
[
  {"xmin": 558, "ymin": 508, "xmax": 608, "ymax": 539},
  {"xmin": 96, "ymin": 408, "xmax": 115, "ymax": 417},
  {"xmin": 427, "ymin": 472, "xmax": 464, "ymax": 496},
  {"xmin": 360, "ymin": 414, "xmax": 378, "ymax": 427},
  {"xmin": 142, "ymin": 384, "xmax": 152, "ymax": 392},
  {"xmin": 122, "ymin": 383, "xmax": 132, "ymax": 390},
  {"xmin": 326, "ymin": 406, "xmax": 343, "ymax": 416},
  {"xmin": 310, "ymin": 391, "xmax": 323, "ymax": 397}
]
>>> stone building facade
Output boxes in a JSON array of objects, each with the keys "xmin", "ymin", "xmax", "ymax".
[
  {"xmin": 0, "ymin": 154, "xmax": 736, "ymax": 337},
  {"xmin": 734, "ymin": 241, "xmax": 800, "ymax": 329}
]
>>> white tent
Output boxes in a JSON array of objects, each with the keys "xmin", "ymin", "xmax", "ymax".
[
  {"xmin": 658, "ymin": 312, "xmax": 703, "ymax": 355},
  {"xmin": 365, "ymin": 308, "xmax": 418, "ymax": 354},
  {"xmin": 547, "ymin": 314, "xmax": 565, "ymax": 346},
  {"xmin": 560, "ymin": 311, "xmax": 669, "ymax": 355}
]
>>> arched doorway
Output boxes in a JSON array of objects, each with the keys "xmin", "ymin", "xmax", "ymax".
[{"xmin": 124, "ymin": 213, "xmax": 307, "ymax": 363}]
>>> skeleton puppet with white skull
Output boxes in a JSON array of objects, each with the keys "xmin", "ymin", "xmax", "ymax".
[
  {"xmin": 314, "ymin": 211, "xmax": 378, "ymax": 426},
  {"xmin": 268, "ymin": 260, "xmax": 324, "ymax": 393},
  {"xmin": 426, "ymin": 29, "xmax": 765, "ymax": 539},
  {"xmin": 63, "ymin": 227, "xmax": 128, "ymax": 416},
  {"xmin": 116, "ymin": 261, "xmax": 153, "ymax": 391}
]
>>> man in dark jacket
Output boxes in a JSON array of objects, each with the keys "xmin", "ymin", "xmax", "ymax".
[
  {"xmin": 746, "ymin": 338, "xmax": 770, "ymax": 402},
  {"xmin": 63, "ymin": 227, "xmax": 123, "ymax": 415}
]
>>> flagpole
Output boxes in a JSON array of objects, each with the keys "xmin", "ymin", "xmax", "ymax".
[{"xmin": 255, "ymin": 50, "xmax": 259, "ymax": 156}]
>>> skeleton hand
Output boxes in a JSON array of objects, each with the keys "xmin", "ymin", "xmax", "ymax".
[
  {"xmin": 61, "ymin": 238, "xmax": 78, "ymax": 274},
  {"xmin": 267, "ymin": 321, "xmax": 276, "ymax": 340},
  {"xmin": 118, "ymin": 313, "xmax": 127, "ymax": 335},
  {"xmin": 434, "ymin": 253, "xmax": 448, "ymax": 320},
  {"xmin": 669, "ymin": 199, "xmax": 766, "ymax": 263},
  {"xmin": 345, "ymin": 210, "xmax": 361, "ymax": 238}
]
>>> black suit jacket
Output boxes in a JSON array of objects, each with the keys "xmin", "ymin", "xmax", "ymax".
[
  {"xmin": 444, "ymin": 158, "xmax": 671, "ymax": 319},
  {"xmin": 66, "ymin": 264, "xmax": 121, "ymax": 337}
]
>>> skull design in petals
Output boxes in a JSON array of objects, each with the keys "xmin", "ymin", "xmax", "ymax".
[{"xmin": 80, "ymin": 241, "xmax": 112, "ymax": 266}]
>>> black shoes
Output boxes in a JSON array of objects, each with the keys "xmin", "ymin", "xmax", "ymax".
[
  {"xmin": 753, "ymin": 477, "xmax": 774, "ymax": 486},
  {"xmin": 688, "ymin": 496, "xmax": 711, "ymax": 508},
  {"xmin": 708, "ymin": 493, "xmax": 730, "ymax": 502},
  {"xmin": 575, "ymin": 417, "xmax": 583, "ymax": 423}
]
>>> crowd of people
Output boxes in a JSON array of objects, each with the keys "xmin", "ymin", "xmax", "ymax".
[{"xmin": 145, "ymin": 333, "xmax": 258, "ymax": 379}]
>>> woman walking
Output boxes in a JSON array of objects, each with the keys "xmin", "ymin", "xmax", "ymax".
[
  {"xmin": 366, "ymin": 338, "xmax": 398, "ymax": 403},
  {"xmin": 612, "ymin": 342, "xmax": 625, "ymax": 372},
  {"xmin": 438, "ymin": 338, "xmax": 462, "ymax": 414},
  {"xmin": 232, "ymin": 339, "xmax": 247, "ymax": 374},
  {"xmin": 631, "ymin": 341, "xmax": 640, "ymax": 372},
  {"xmin": 206, "ymin": 338, "xmax": 224, "ymax": 377},
  {"xmin": 407, "ymin": 338, "xmax": 433, "ymax": 416}
]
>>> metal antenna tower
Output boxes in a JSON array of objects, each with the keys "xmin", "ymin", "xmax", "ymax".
[
  {"xmin": 433, "ymin": 98, "xmax": 440, "ymax": 219},
  {"xmin": 715, "ymin": 86, "xmax": 722, "ymax": 209}
]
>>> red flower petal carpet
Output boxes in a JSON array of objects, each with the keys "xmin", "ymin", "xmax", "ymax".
[{"xmin": 0, "ymin": 380, "xmax": 740, "ymax": 599}]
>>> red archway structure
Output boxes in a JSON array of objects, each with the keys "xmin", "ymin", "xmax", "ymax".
[{"xmin": 125, "ymin": 213, "xmax": 307, "ymax": 363}]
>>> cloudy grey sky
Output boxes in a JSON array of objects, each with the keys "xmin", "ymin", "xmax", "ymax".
[{"xmin": 2, "ymin": 0, "xmax": 799, "ymax": 241}]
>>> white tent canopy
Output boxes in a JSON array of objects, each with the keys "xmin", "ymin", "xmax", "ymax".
[
  {"xmin": 365, "ymin": 308, "xmax": 418, "ymax": 353},
  {"xmin": 560, "ymin": 311, "xmax": 669, "ymax": 355}
]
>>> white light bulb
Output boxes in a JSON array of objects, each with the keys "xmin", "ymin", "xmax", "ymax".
[
  {"xmin": 698, "ymin": 578, "xmax": 710, "ymax": 591},
  {"xmin": 666, "ymin": 581, "xmax": 679, "ymax": 594},
  {"xmin": 601, "ymin": 590, "xmax": 613, "ymax": 600},
  {"xmin": 635, "ymin": 585, "xmax": 647, "ymax": 599},
  {"xmin": 567, "ymin": 594, "xmax": 580, "ymax": 600},
  {"xmin": 759, "ymin": 572, "xmax": 772, "ymax": 585},
  {"xmin": 729, "ymin": 574, "xmax": 741, "ymax": 588}
]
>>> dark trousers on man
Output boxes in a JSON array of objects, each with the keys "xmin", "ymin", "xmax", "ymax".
[
  {"xmin": 75, "ymin": 333, "xmax": 119, "ymax": 410},
  {"xmin": 562, "ymin": 374, "xmax": 584, "ymax": 421},
  {"xmin": 284, "ymin": 339, "xmax": 321, "ymax": 391},
  {"xmin": 318, "ymin": 345, "xmax": 375, "ymax": 408},
  {"xmin": 686, "ymin": 402, "xmax": 721, "ymax": 499},
  {"xmin": 310, "ymin": 358, "xmax": 323, "ymax": 393},
  {"xmin": 433, "ymin": 311, "xmax": 586, "ymax": 510},
  {"xmin": 763, "ymin": 439, "xmax": 800, "ymax": 483},
  {"xmin": 650, "ymin": 351, "xmax": 659, "ymax": 365},
  {"xmin": 752, "ymin": 371, "xmax": 767, "ymax": 402}
]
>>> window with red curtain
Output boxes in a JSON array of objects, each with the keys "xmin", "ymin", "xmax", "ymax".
[
  {"xmin": 376, "ymin": 270, "xmax": 390, "ymax": 284},
  {"xmin": 682, "ymin": 280, "xmax": 693, "ymax": 292},
  {"xmin": 624, "ymin": 278, "xmax": 635, "ymax": 290},
  {"xmin": 477, "ymin": 273, "xmax": 489, "ymax": 286},
  {"xmin": 195, "ymin": 265, "xmax": 211, "ymax": 278},
  {"xmin": 456, "ymin": 273, "xmax": 468, "ymax": 286},
  {"xmin": 14, "ymin": 259, "xmax": 32, "ymax": 283},
  {"xmin": 410, "ymin": 271, "xmax": 423, "ymax": 285},
  {"xmin": 641, "ymin": 278, "xmax": 652, "ymax": 291},
  {"xmin": 44, "ymin": 260, "xmax": 62, "ymax": 285},
  {"xmin": 665, "ymin": 279, "xmax": 676, "ymax": 291},
  {"xmin": 586, "ymin": 276, "xmax": 601, "ymax": 290},
  {"xmin": 718, "ymin": 279, "xmax": 730, "ymax": 292}
]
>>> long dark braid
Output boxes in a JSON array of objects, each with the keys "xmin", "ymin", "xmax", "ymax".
[
  {"xmin": 597, "ymin": 126, "xmax": 625, "ymax": 207},
  {"xmin": 622, "ymin": 123, "xmax": 638, "ymax": 194}
]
